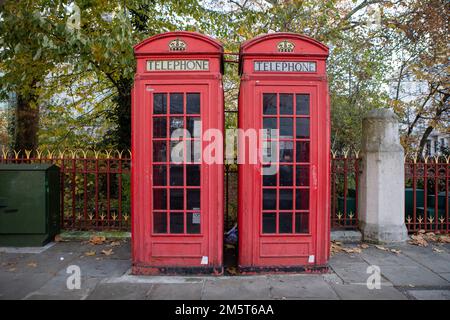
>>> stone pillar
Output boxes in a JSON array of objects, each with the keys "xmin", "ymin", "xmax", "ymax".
[{"xmin": 359, "ymin": 109, "xmax": 408, "ymax": 243}]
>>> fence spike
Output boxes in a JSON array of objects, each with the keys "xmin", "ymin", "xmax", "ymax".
[
  {"xmin": 69, "ymin": 150, "xmax": 78, "ymax": 159},
  {"xmin": 354, "ymin": 150, "xmax": 360, "ymax": 158},
  {"xmin": 46, "ymin": 150, "xmax": 54, "ymax": 159},
  {"xmin": 116, "ymin": 150, "xmax": 123, "ymax": 158},
  {"xmin": 105, "ymin": 150, "xmax": 113, "ymax": 158},
  {"xmin": 128, "ymin": 149, "xmax": 132, "ymax": 158},
  {"xmin": 343, "ymin": 148, "xmax": 349, "ymax": 159},
  {"xmin": 24, "ymin": 149, "xmax": 32, "ymax": 160},
  {"xmin": 58, "ymin": 150, "xmax": 66, "ymax": 159},
  {"xmin": 13, "ymin": 149, "xmax": 21, "ymax": 159},
  {"xmin": 36, "ymin": 149, "xmax": 43, "ymax": 159},
  {"xmin": 331, "ymin": 150, "xmax": 337, "ymax": 159},
  {"xmin": 1, "ymin": 147, "xmax": 8, "ymax": 160},
  {"xmin": 80, "ymin": 149, "xmax": 88, "ymax": 159},
  {"xmin": 94, "ymin": 150, "xmax": 100, "ymax": 159}
]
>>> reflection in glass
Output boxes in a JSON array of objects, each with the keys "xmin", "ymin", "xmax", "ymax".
[
  {"xmin": 263, "ymin": 189, "xmax": 276, "ymax": 210},
  {"xmin": 263, "ymin": 165, "xmax": 277, "ymax": 186},
  {"xmin": 296, "ymin": 94, "xmax": 309, "ymax": 115},
  {"xmin": 153, "ymin": 118, "xmax": 167, "ymax": 138},
  {"xmin": 296, "ymin": 166, "xmax": 309, "ymax": 186},
  {"xmin": 279, "ymin": 165, "xmax": 293, "ymax": 186},
  {"xmin": 187, "ymin": 213, "xmax": 201, "ymax": 234},
  {"xmin": 279, "ymin": 212, "xmax": 293, "ymax": 233},
  {"xmin": 280, "ymin": 118, "xmax": 293, "ymax": 138},
  {"xmin": 187, "ymin": 189, "xmax": 201, "ymax": 210},
  {"xmin": 263, "ymin": 93, "xmax": 277, "ymax": 115},
  {"xmin": 262, "ymin": 213, "xmax": 276, "ymax": 233},
  {"xmin": 170, "ymin": 165, "xmax": 183, "ymax": 186},
  {"xmin": 170, "ymin": 212, "xmax": 184, "ymax": 233},
  {"xmin": 170, "ymin": 189, "xmax": 184, "ymax": 210},
  {"xmin": 295, "ymin": 212, "xmax": 309, "ymax": 233},
  {"xmin": 153, "ymin": 212, "xmax": 167, "ymax": 233},
  {"xmin": 187, "ymin": 117, "xmax": 201, "ymax": 137},
  {"xmin": 279, "ymin": 189, "xmax": 293, "ymax": 210},
  {"xmin": 153, "ymin": 189, "xmax": 167, "ymax": 209},
  {"xmin": 187, "ymin": 93, "xmax": 200, "ymax": 114},
  {"xmin": 280, "ymin": 94, "xmax": 293, "ymax": 114},
  {"xmin": 153, "ymin": 93, "xmax": 167, "ymax": 114},
  {"xmin": 296, "ymin": 189, "xmax": 309, "ymax": 210},
  {"xmin": 296, "ymin": 141, "xmax": 309, "ymax": 163},
  {"xmin": 170, "ymin": 117, "xmax": 184, "ymax": 136},
  {"xmin": 280, "ymin": 141, "xmax": 294, "ymax": 163},
  {"xmin": 153, "ymin": 141, "xmax": 167, "ymax": 162},
  {"xmin": 296, "ymin": 118, "xmax": 310, "ymax": 138},
  {"xmin": 170, "ymin": 93, "xmax": 183, "ymax": 114},
  {"xmin": 186, "ymin": 165, "xmax": 200, "ymax": 186},
  {"xmin": 153, "ymin": 165, "xmax": 167, "ymax": 186}
]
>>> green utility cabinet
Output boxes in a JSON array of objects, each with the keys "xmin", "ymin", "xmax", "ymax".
[{"xmin": 0, "ymin": 164, "xmax": 60, "ymax": 246}]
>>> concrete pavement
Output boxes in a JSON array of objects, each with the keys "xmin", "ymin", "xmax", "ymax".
[{"xmin": 1, "ymin": 240, "xmax": 449, "ymax": 300}]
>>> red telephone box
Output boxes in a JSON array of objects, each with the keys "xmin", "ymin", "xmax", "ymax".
[
  {"xmin": 238, "ymin": 33, "xmax": 330, "ymax": 271},
  {"xmin": 131, "ymin": 32, "xmax": 224, "ymax": 274}
]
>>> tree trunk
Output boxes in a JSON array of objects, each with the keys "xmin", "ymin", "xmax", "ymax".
[
  {"xmin": 13, "ymin": 94, "xmax": 39, "ymax": 152},
  {"xmin": 418, "ymin": 125, "xmax": 433, "ymax": 156}
]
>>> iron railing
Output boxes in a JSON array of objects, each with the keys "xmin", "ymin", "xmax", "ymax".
[
  {"xmin": 405, "ymin": 155, "xmax": 450, "ymax": 233},
  {"xmin": 330, "ymin": 150, "xmax": 360, "ymax": 230},
  {"xmin": 1, "ymin": 149, "xmax": 131, "ymax": 231},
  {"xmin": 1, "ymin": 148, "xmax": 449, "ymax": 233}
]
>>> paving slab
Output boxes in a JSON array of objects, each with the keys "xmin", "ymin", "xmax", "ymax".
[
  {"xmin": 439, "ymin": 273, "xmax": 450, "ymax": 282},
  {"xmin": 268, "ymin": 275, "xmax": 339, "ymax": 300},
  {"xmin": 330, "ymin": 283, "xmax": 407, "ymax": 300},
  {"xmin": 360, "ymin": 247, "xmax": 419, "ymax": 266},
  {"xmin": 25, "ymin": 275, "xmax": 101, "ymax": 300},
  {"xmin": 406, "ymin": 289, "xmax": 450, "ymax": 300},
  {"xmin": 0, "ymin": 271, "xmax": 53, "ymax": 300},
  {"xmin": 398, "ymin": 245, "xmax": 450, "ymax": 273},
  {"xmin": 203, "ymin": 277, "xmax": 270, "ymax": 300},
  {"xmin": 379, "ymin": 265, "xmax": 450, "ymax": 287},
  {"xmin": 147, "ymin": 283, "xmax": 203, "ymax": 300},
  {"xmin": 54, "ymin": 256, "xmax": 131, "ymax": 278},
  {"xmin": 87, "ymin": 282, "xmax": 152, "ymax": 300}
]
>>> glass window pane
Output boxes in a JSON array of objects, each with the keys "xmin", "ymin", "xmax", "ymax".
[
  {"xmin": 170, "ymin": 212, "xmax": 184, "ymax": 233},
  {"xmin": 170, "ymin": 189, "xmax": 184, "ymax": 210},
  {"xmin": 263, "ymin": 140, "xmax": 278, "ymax": 163},
  {"xmin": 296, "ymin": 141, "xmax": 309, "ymax": 163},
  {"xmin": 186, "ymin": 93, "xmax": 200, "ymax": 114},
  {"xmin": 186, "ymin": 165, "xmax": 200, "ymax": 186},
  {"xmin": 280, "ymin": 118, "xmax": 293, "ymax": 138},
  {"xmin": 262, "ymin": 213, "xmax": 276, "ymax": 233},
  {"xmin": 187, "ymin": 117, "xmax": 201, "ymax": 138},
  {"xmin": 153, "ymin": 118, "xmax": 167, "ymax": 138},
  {"xmin": 295, "ymin": 212, "xmax": 309, "ymax": 233},
  {"xmin": 280, "ymin": 94, "xmax": 293, "ymax": 115},
  {"xmin": 296, "ymin": 118, "xmax": 310, "ymax": 138},
  {"xmin": 170, "ymin": 165, "xmax": 183, "ymax": 186},
  {"xmin": 279, "ymin": 165, "xmax": 293, "ymax": 186},
  {"xmin": 296, "ymin": 189, "xmax": 309, "ymax": 210},
  {"xmin": 263, "ymin": 118, "xmax": 277, "ymax": 130},
  {"xmin": 280, "ymin": 141, "xmax": 294, "ymax": 163},
  {"xmin": 153, "ymin": 93, "xmax": 167, "ymax": 114},
  {"xmin": 170, "ymin": 140, "xmax": 184, "ymax": 163},
  {"xmin": 187, "ymin": 189, "xmax": 200, "ymax": 210},
  {"xmin": 279, "ymin": 189, "xmax": 293, "ymax": 210},
  {"xmin": 170, "ymin": 117, "xmax": 184, "ymax": 136},
  {"xmin": 153, "ymin": 141, "xmax": 167, "ymax": 162},
  {"xmin": 263, "ymin": 165, "xmax": 277, "ymax": 186},
  {"xmin": 153, "ymin": 212, "xmax": 167, "ymax": 233},
  {"xmin": 263, "ymin": 189, "xmax": 276, "ymax": 210},
  {"xmin": 153, "ymin": 165, "xmax": 167, "ymax": 186},
  {"xmin": 170, "ymin": 93, "xmax": 183, "ymax": 114},
  {"xmin": 153, "ymin": 189, "xmax": 167, "ymax": 209},
  {"xmin": 296, "ymin": 94, "xmax": 309, "ymax": 115},
  {"xmin": 296, "ymin": 166, "xmax": 309, "ymax": 186},
  {"xmin": 187, "ymin": 212, "xmax": 201, "ymax": 234},
  {"xmin": 263, "ymin": 93, "xmax": 277, "ymax": 115},
  {"xmin": 279, "ymin": 212, "xmax": 293, "ymax": 233},
  {"xmin": 191, "ymin": 140, "xmax": 202, "ymax": 163}
]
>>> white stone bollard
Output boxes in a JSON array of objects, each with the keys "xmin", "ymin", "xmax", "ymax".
[{"xmin": 359, "ymin": 109, "xmax": 408, "ymax": 243}]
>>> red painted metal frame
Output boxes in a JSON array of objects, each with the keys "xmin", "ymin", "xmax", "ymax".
[
  {"xmin": 238, "ymin": 33, "xmax": 330, "ymax": 271},
  {"xmin": 131, "ymin": 32, "xmax": 224, "ymax": 274}
]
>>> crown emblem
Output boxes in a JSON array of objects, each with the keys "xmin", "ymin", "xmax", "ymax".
[
  {"xmin": 277, "ymin": 40, "xmax": 295, "ymax": 52},
  {"xmin": 168, "ymin": 38, "xmax": 187, "ymax": 51}
]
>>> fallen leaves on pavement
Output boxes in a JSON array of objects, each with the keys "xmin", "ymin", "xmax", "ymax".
[
  {"xmin": 101, "ymin": 248, "xmax": 114, "ymax": 256},
  {"xmin": 85, "ymin": 251, "xmax": 96, "ymax": 256},
  {"xmin": 89, "ymin": 235, "xmax": 106, "ymax": 245},
  {"xmin": 409, "ymin": 230, "xmax": 450, "ymax": 247},
  {"xmin": 109, "ymin": 241, "xmax": 121, "ymax": 247},
  {"xmin": 375, "ymin": 245, "xmax": 389, "ymax": 251},
  {"xmin": 27, "ymin": 262, "xmax": 38, "ymax": 268},
  {"xmin": 390, "ymin": 249, "xmax": 401, "ymax": 254},
  {"xmin": 432, "ymin": 247, "xmax": 444, "ymax": 253}
]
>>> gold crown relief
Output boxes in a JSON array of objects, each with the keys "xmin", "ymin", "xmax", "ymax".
[
  {"xmin": 168, "ymin": 38, "xmax": 187, "ymax": 51},
  {"xmin": 277, "ymin": 40, "xmax": 295, "ymax": 52}
]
